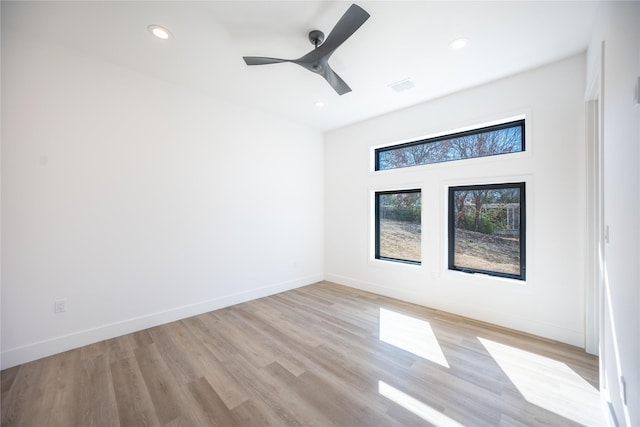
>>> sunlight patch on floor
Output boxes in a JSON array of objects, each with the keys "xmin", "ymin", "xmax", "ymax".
[
  {"xmin": 378, "ymin": 380, "xmax": 464, "ymax": 427},
  {"xmin": 479, "ymin": 337, "xmax": 604, "ymax": 425},
  {"xmin": 379, "ymin": 308, "xmax": 449, "ymax": 367}
]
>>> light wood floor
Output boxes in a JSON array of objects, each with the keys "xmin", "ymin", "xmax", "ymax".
[{"xmin": 2, "ymin": 281, "xmax": 602, "ymax": 426}]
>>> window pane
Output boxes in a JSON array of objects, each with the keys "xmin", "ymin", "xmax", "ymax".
[
  {"xmin": 449, "ymin": 183, "xmax": 525, "ymax": 280},
  {"xmin": 376, "ymin": 120, "xmax": 524, "ymax": 171},
  {"xmin": 376, "ymin": 190, "xmax": 421, "ymax": 264}
]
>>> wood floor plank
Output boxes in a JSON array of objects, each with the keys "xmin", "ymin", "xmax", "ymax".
[
  {"xmin": 27, "ymin": 350, "xmax": 80, "ymax": 427},
  {"xmin": 104, "ymin": 333, "xmax": 137, "ymax": 365},
  {"xmin": 1, "ymin": 361, "xmax": 45, "ymax": 426},
  {"xmin": 245, "ymin": 297, "xmax": 325, "ymax": 348},
  {"xmin": 131, "ymin": 329, "xmax": 155, "ymax": 348},
  {"xmin": 284, "ymin": 368, "xmax": 400, "ymax": 427},
  {"xmin": 0, "ymin": 367, "xmax": 19, "ymax": 395},
  {"xmin": 148, "ymin": 322, "xmax": 202, "ymax": 385},
  {"xmin": 110, "ymin": 356, "xmax": 161, "ymax": 427},
  {"xmin": 179, "ymin": 317, "xmax": 251, "ymax": 409},
  {"xmin": 75, "ymin": 354, "xmax": 120, "ymax": 427},
  {"xmin": 252, "ymin": 362, "xmax": 335, "ymax": 427},
  {"xmin": 211, "ymin": 312, "xmax": 280, "ymax": 369},
  {"xmin": 215, "ymin": 354, "xmax": 310, "ymax": 426},
  {"xmin": 133, "ymin": 343, "xmax": 186, "ymax": 425},
  {"xmin": 187, "ymin": 377, "xmax": 237, "ymax": 426},
  {"xmin": 226, "ymin": 306, "xmax": 309, "ymax": 376},
  {"xmin": 229, "ymin": 398, "xmax": 291, "ymax": 427},
  {"xmin": 1, "ymin": 281, "xmax": 603, "ymax": 426}
]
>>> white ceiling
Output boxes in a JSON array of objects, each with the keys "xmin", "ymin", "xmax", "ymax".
[{"xmin": 2, "ymin": 1, "xmax": 600, "ymax": 131}]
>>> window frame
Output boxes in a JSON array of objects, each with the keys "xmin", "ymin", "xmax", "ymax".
[
  {"xmin": 447, "ymin": 182, "xmax": 526, "ymax": 281},
  {"xmin": 374, "ymin": 188, "xmax": 422, "ymax": 265},
  {"xmin": 374, "ymin": 119, "xmax": 525, "ymax": 171}
]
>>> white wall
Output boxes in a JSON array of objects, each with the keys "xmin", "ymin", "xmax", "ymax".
[
  {"xmin": 325, "ymin": 54, "xmax": 586, "ymax": 346},
  {"xmin": 1, "ymin": 31, "xmax": 324, "ymax": 369},
  {"xmin": 588, "ymin": 3, "xmax": 640, "ymax": 426}
]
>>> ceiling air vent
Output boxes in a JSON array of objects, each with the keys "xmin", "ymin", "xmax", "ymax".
[{"xmin": 388, "ymin": 78, "xmax": 415, "ymax": 93}]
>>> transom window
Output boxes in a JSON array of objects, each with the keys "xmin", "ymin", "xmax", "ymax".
[
  {"xmin": 448, "ymin": 183, "xmax": 526, "ymax": 280},
  {"xmin": 375, "ymin": 190, "xmax": 421, "ymax": 264},
  {"xmin": 375, "ymin": 119, "xmax": 525, "ymax": 171}
]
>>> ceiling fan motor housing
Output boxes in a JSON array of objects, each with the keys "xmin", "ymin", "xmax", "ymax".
[{"xmin": 308, "ymin": 30, "xmax": 325, "ymax": 47}]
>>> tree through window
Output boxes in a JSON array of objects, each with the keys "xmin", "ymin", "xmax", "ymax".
[
  {"xmin": 375, "ymin": 120, "xmax": 524, "ymax": 171},
  {"xmin": 448, "ymin": 183, "xmax": 525, "ymax": 280},
  {"xmin": 375, "ymin": 190, "xmax": 421, "ymax": 264}
]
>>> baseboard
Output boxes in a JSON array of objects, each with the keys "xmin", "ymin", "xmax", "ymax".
[
  {"xmin": 324, "ymin": 272, "xmax": 585, "ymax": 347},
  {"xmin": 1, "ymin": 274, "xmax": 323, "ymax": 370}
]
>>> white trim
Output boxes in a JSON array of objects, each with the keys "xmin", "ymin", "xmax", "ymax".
[
  {"xmin": 584, "ymin": 98, "xmax": 602, "ymax": 356},
  {"xmin": 584, "ymin": 41, "xmax": 605, "ymax": 357},
  {"xmin": 0, "ymin": 274, "xmax": 323, "ymax": 369}
]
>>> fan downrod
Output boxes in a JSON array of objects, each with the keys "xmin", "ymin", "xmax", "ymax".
[{"xmin": 308, "ymin": 30, "xmax": 325, "ymax": 48}]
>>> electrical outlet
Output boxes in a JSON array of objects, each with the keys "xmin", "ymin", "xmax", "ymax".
[{"xmin": 54, "ymin": 298, "xmax": 67, "ymax": 314}]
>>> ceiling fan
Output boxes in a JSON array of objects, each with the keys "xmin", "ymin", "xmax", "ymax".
[{"xmin": 242, "ymin": 4, "xmax": 370, "ymax": 95}]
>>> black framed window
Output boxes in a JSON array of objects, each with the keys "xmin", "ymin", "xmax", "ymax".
[
  {"xmin": 448, "ymin": 183, "xmax": 525, "ymax": 280},
  {"xmin": 375, "ymin": 189, "xmax": 421, "ymax": 264},
  {"xmin": 375, "ymin": 119, "xmax": 525, "ymax": 171}
]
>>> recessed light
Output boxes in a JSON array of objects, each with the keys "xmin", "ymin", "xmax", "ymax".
[
  {"xmin": 148, "ymin": 25, "xmax": 171, "ymax": 40},
  {"xmin": 449, "ymin": 37, "xmax": 469, "ymax": 50},
  {"xmin": 315, "ymin": 101, "xmax": 325, "ymax": 108}
]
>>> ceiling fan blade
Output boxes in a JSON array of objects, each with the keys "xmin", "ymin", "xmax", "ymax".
[
  {"xmin": 243, "ymin": 4, "xmax": 368, "ymax": 95},
  {"xmin": 322, "ymin": 65, "xmax": 352, "ymax": 95},
  {"xmin": 318, "ymin": 4, "xmax": 370, "ymax": 58},
  {"xmin": 243, "ymin": 56, "xmax": 288, "ymax": 66}
]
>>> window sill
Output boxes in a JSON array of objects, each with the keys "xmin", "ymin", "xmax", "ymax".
[
  {"xmin": 369, "ymin": 258, "xmax": 423, "ymax": 270},
  {"xmin": 444, "ymin": 269, "xmax": 528, "ymax": 287}
]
